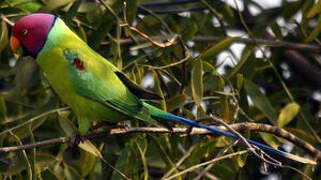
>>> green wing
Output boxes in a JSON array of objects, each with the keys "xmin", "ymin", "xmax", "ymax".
[
  {"xmin": 114, "ymin": 72, "xmax": 162, "ymax": 100},
  {"xmin": 63, "ymin": 49, "xmax": 155, "ymax": 123}
]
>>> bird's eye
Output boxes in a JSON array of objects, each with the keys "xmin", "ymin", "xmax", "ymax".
[{"xmin": 22, "ymin": 29, "xmax": 28, "ymax": 35}]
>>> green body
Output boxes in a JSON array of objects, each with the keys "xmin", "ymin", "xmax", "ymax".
[
  {"xmin": 32, "ymin": 17, "xmax": 315, "ymax": 165},
  {"xmin": 37, "ymin": 18, "xmax": 154, "ymax": 133}
]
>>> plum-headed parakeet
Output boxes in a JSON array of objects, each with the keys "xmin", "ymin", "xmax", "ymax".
[{"xmin": 9, "ymin": 13, "xmax": 316, "ymax": 165}]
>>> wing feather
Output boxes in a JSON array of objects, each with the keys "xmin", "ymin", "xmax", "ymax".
[{"xmin": 63, "ymin": 49, "xmax": 155, "ymax": 123}]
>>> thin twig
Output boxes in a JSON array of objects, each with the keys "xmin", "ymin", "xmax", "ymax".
[
  {"xmin": 100, "ymin": 157, "xmax": 130, "ymax": 180},
  {"xmin": 164, "ymin": 150, "xmax": 249, "ymax": 180},
  {"xmin": 198, "ymin": 116, "xmax": 312, "ymax": 180},
  {"xmin": 1, "ymin": 14, "xmax": 15, "ymax": 26},
  {"xmin": 0, "ymin": 107, "xmax": 70, "ymax": 136},
  {"xmin": 143, "ymin": 53, "xmax": 191, "ymax": 70},
  {"xmin": 194, "ymin": 139, "xmax": 240, "ymax": 180},
  {"xmin": 122, "ymin": 2, "xmax": 177, "ymax": 48},
  {"xmin": 200, "ymin": 0, "xmax": 227, "ymax": 37},
  {"xmin": 178, "ymin": 37, "xmax": 189, "ymax": 94},
  {"xmin": 198, "ymin": 116, "xmax": 283, "ymax": 166},
  {"xmin": 161, "ymin": 144, "xmax": 198, "ymax": 179}
]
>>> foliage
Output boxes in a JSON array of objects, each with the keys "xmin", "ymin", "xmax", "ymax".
[{"xmin": 0, "ymin": 0, "xmax": 320, "ymax": 179}]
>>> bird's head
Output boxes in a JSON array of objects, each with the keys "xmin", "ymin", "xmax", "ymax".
[{"xmin": 10, "ymin": 13, "xmax": 56, "ymax": 59}]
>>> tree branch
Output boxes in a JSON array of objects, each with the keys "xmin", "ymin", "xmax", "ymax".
[
  {"xmin": 1, "ymin": 123, "xmax": 320, "ymax": 162},
  {"xmin": 139, "ymin": 0, "xmax": 199, "ymax": 7},
  {"xmin": 122, "ymin": 2, "xmax": 177, "ymax": 48},
  {"xmin": 283, "ymin": 50, "xmax": 321, "ymax": 88},
  {"xmin": 198, "ymin": 116, "xmax": 283, "ymax": 166},
  {"xmin": 101, "ymin": 36, "xmax": 321, "ymax": 54}
]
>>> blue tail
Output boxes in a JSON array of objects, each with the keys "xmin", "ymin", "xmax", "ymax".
[{"xmin": 143, "ymin": 102, "xmax": 316, "ymax": 165}]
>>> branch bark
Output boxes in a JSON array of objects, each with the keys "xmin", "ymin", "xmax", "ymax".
[
  {"xmin": 283, "ymin": 50, "xmax": 321, "ymax": 88},
  {"xmin": 1, "ymin": 123, "xmax": 320, "ymax": 162},
  {"xmin": 101, "ymin": 36, "xmax": 321, "ymax": 54}
]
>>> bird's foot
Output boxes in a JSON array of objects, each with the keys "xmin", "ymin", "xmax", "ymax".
[
  {"xmin": 155, "ymin": 119, "xmax": 173, "ymax": 132},
  {"xmin": 185, "ymin": 117, "xmax": 211, "ymax": 134},
  {"xmin": 185, "ymin": 119, "xmax": 203, "ymax": 134},
  {"xmin": 185, "ymin": 126, "xmax": 193, "ymax": 134},
  {"xmin": 69, "ymin": 131, "xmax": 85, "ymax": 147}
]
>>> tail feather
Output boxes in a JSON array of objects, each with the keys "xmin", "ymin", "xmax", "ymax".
[{"xmin": 143, "ymin": 102, "xmax": 317, "ymax": 165}]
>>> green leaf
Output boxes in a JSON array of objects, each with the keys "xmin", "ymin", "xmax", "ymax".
[
  {"xmin": 10, "ymin": 132, "xmax": 32, "ymax": 179},
  {"xmin": 305, "ymin": 14, "xmax": 321, "ymax": 43},
  {"xmin": 36, "ymin": 153, "xmax": 57, "ymax": 167},
  {"xmin": 303, "ymin": 0, "xmax": 316, "ymax": 15},
  {"xmin": 222, "ymin": 3, "xmax": 236, "ymax": 23},
  {"xmin": 88, "ymin": 14, "xmax": 114, "ymax": 50},
  {"xmin": 4, "ymin": 152, "xmax": 58, "ymax": 177},
  {"xmin": 0, "ymin": 21, "xmax": 8, "ymax": 54},
  {"xmin": 124, "ymin": 0, "xmax": 137, "ymax": 24},
  {"xmin": 64, "ymin": 164, "xmax": 81, "ymax": 180},
  {"xmin": 58, "ymin": 116, "xmax": 76, "ymax": 136},
  {"xmin": 76, "ymin": 151, "xmax": 97, "ymax": 177},
  {"xmin": 197, "ymin": 104, "xmax": 206, "ymax": 118},
  {"xmin": 201, "ymin": 36, "xmax": 240, "ymax": 61},
  {"xmin": 259, "ymin": 132, "xmax": 280, "ymax": 149},
  {"xmin": 1, "ymin": 157, "xmax": 25, "ymax": 176},
  {"xmin": 89, "ymin": 159, "xmax": 103, "ymax": 180},
  {"xmin": 270, "ymin": 21, "xmax": 283, "ymax": 39},
  {"xmin": 282, "ymin": 1, "xmax": 303, "ymax": 20},
  {"xmin": 236, "ymin": 73, "xmax": 243, "ymax": 90},
  {"xmin": 202, "ymin": 61, "xmax": 216, "ymax": 72},
  {"xmin": 0, "ymin": 96, "xmax": 7, "ymax": 121},
  {"xmin": 63, "ymin": 0, "xmax": 82, "ymax": 24},
  {"xmin": 244, "ymin": 79, "xmax": 277, "ymax": 124},
  {"xmin": 58, "ymin": 116, "xmax": 103, "ymax": 159},
  {"xmin": 278, "ymin": 102, "xmax": 300, "ymax": 127},
  {"xmin": 182, "ymin": 22, "xmax": 198, "ymax": 40},
  {"xmin": 301, "ymin": 0, "xmax": 315, "ymax": 36},
  {"xmin": 12, "ymin": 0, "xmax": 42, "ymax": 12},
  {"xmin": 307, "ymin": 0, "xmax": 321, "ymax": 18},
  {"xmin": 166, "ymin": 93, "xmax": 187, "ymax": 112},
  {"xmin": 41, "ymin": 0, "xmax": 74, "ymax": 11},
  {"xmin": 111, "ymin": 149, "xmax": 128, "ymax": 180},
  {"xmin": 9, "ymin": 116, "xmax": 47, "ymax": 142},
  {"xmin": 0, "ymin": 135, "xmax": 52, "ymax": 176},
  {"xmin": 227, "ymin": 46, "xmax": 253, "ymax": 79},
  {"xmin": 79, "ymin": 141, "xmax": 103, "ymax": 159},
  {"xmin": 236, "ymin": 151, "xmax": 247, "ymax": 168},
  {"xmin": 182, "ymin": 108, "xmax": 196, "ymax": 120},
  {"xmin": 211, "ymin": 164, "xmax": 236, "ymax": 179},
  {"xmin": 76, "ymin": 24, "xmax": 88, "ymax": 42},
  {"xmin": 150, "ymin": 136, "xmax": 178, "ymax": 172},
  {"xmin": 136, "ymin": 141, "xmax": 148, "ymax": 180},
  {"xmin": 152, "ymin": 70, "xmax": 167, "ymax": 111},
  {"xmin": 191, "ymin": 59, "xmax": 203, "ymax": 106}
]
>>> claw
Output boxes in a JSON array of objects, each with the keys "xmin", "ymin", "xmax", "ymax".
[{"xmin": 69, "ymin": 131, "xmax": 84, "ymax": 147}]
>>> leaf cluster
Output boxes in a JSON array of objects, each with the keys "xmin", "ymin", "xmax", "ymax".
[{"xmin": 0, "ymin": 0, "xmax": 320, "ymax": 179}]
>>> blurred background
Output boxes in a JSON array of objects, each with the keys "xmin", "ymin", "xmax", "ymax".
[{"xmin": 0, "ymin": 0, "xmax": 320, "ymax": 179}]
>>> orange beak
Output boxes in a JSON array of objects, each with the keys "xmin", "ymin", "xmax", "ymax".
[{"xmin": 10, "ymin": 36, "xmax": 20, "ymax": 53}]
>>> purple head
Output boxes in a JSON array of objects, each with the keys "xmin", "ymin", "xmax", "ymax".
[{"xmin": 10, "ymin": 13, "xmax": 56, "ymax": 58}]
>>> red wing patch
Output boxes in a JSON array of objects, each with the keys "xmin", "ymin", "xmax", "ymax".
[{"xmin": 72, "ymin": 58, "xmax": 85, "ymax": 70}]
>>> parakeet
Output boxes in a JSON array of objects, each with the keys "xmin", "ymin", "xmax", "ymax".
[{"xmin": 10, "ymin": 13, "xmax": 316, "ymax": 165}]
